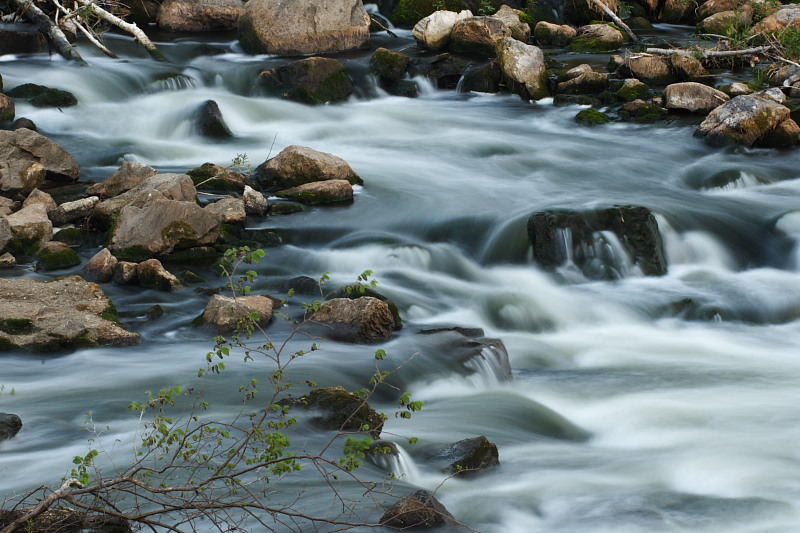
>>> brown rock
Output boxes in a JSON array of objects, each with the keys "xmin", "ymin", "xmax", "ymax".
[
  {"xmin": 309, "ymin": 296, "xmax": 396, "ymax": 343},
  {"xmin": 753, "ymin": 5, "xmax": 800, "ymax": 33},
  {"xmin": 450, "ymin": 16, "xmax": 512, "ymax": 57},
  {"xmin": 381, "ymin": 490, "xmax": 454, "ymax": 530},
  {"xmin": 696, "ymin": 94, "xmax": 791, "ymax": 146},
  {"xmin": 412, "ymin": 9, "xmax": 473, "ymax": 51},
  {"xmin": 495, "ymin": 37, "xmax": 548, "ymax": 100},
  {"xmin": 204, "ymin": 197, "xmax": 246, "ymax": 224},
  {"xmin": 200, "ymin": 294, "xmax": 274, "ymax": 332},
  {"xmin": 660, "ymin": 0, "xmax": 696, "ymax": 22},
  {"xmin": 0, "ymin": 252, "xmax": 15, "ymax": 268},
  {"xmin": 136, "ymin": 259, "xmax": 181, "ymax": 291},
  {"xmin": 0, "ymin": 129, "xmax": 79, "ymax": 195},
  {"xmin": 6, "ymin": 204, "xmax": 52, "ymax": 248},
  {"xmin": 243, "ymin": 185, "xmax": 268, "ymax": 216},
  {"xmin": 239, "ymin": 0, "xmax": 370, "ymax": 55},
  {"xmin": 698, "ymin": 8, "xmax": 752, "ymax": 34},
  {"xmin": 255, "ymin": 145, "xmax": 361, "ymax": 190},
  {"xmin": 664, "ymin": 82, "xmax": 730, "ymax": 113},
  {"xmin": 670, "ymin": 53, "xmax": 707, "ymax": 81},
  {"xmin": 113, "ymin": 261, "xmax": 139, "ymax": 285},
  {"xmin": 557, "ymin": 70, "xmax": 609, "ymax": 94},
  {"xmin": 86, "ymin": 161, "xmax": 157, "ymax": 198},
  {"xmin": 22, "ymin": 188, "xmax": 56, "ymax": 211},
  {"xmin": 533, "ymin": 21, "xmax": 576, "ymax": 46},
  {"xmin": 94, "ymin": 173, "xmax": 197, "ymax": 220},
  {"xmin": 0, "ymin": 275, "xmax": 139, "ymax": 350},
  {"xmin": 48, "ymin": 196, "xmax": 99, "ymax": 226},
  {"xmin": 85, "ymin": 248, "xmax": 118, "ymax": 282},
  {"xmin": 0, "ymin": 196, "xmax": 17, "ymax": 216},
  {"xmin": 157, "ymin": 0, "xmax": 243, "ymax": 31},
  {"xmin": 0, "ymin": 94, "xmax": 14, "ymax": 123},
  {"xmin": 492, "ymin": 5, "xmax": 531, "ymax": 42},
  {"xmin": 756, "ymin": 118, "xmax": 800, "ymax": 148},
  {"xmin": 620, "ymin": 54, "xmax": 674, "ymax": 84},
  {"xmin": 698, "ymin": 0, "xmax": 739, "ymax": 19},
  {"xmin": 259, "ymin": 57, "xmax": 354, "ymax": 105},
  {"xmin": 276, "ymin": 180, "xmax": 353, "ymax": 205}
]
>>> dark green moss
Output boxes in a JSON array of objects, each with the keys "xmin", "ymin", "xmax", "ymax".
[
  {"xmin": 115, "ymin": 245, "xmax": 153, "ymax": 262},
  {"xmin": 6, "ymin": 237, "xmax": 41, "ymax": 256},
  {"xmin": 620, "ymin": 102, "xmax": 667, "ymax": 123},
  {"xmin": 270, "ymin": 202, "xmax": 304, "ymax": 215},
  {"xmin": 161, "ymin": 221, "xmax": 199, "ymax": 248},
  {"xmin": 178, "ymin": 270, "xmax": 205, "ymax": 284},
  {"xmin": 569, "ymin": 35, "xmax": 620, "ymax": 53},
  {"xmin": 392, "ymin": 0, "xmax": 468, "ymax": 26},
  {"xmin": 616, "ymin": 82, "xmax": 649, "ymax": 102},
  {"xmin": 0, "ymin": 336, "xmax": 16, "ymax": 350},
  {"xmin": 575, "ymin": 108, "xmax": 611, "ymax": 125},
  {"xmin": 8, "ymin": 83, "xmax": 77, "ymax": 107},
  {"xmin": 0, "ymin": 318, "xmax": 34, "ymax": 335},
  {"xmin": 100, "ymin": 301, "xmax": 119, "ymax": 322},
  {"xmin": 36, "ymin": 246, "xmax": 80, "ymax": 271},
  {"xmin": 187, "ymin": 164, "xmax": 243, "ymax": 192},
  {"xmin": 371, "ymin": 48, "xmax": 410, "ymax": 81},
  {"xmin": 297, "ymin": 386, "xmax": 385, "ymax": 438},
  {"xmin": 53, "ymin": 227, "xmax": 83, "ymax": 246}
]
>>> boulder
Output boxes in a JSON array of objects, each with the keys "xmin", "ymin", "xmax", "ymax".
[
  {"xmin": 22, "ymin": 188, "xmax": 56, "ymax": 211},
  {"xmin": 113, "ymin": 261, "xmax": 139, "ymax": 285},
  {"xmin": 670, "ymin": 53, "xmax": 707, "ymax": 81},
  {"xmin": 0, "ymin": 94, "xmax": 14, "ymax": 122},
  {"xmin": 412, "ymin": 9, "xmax": 473, "ymax": 51},
  {"xmin": 370, "ymin": 47, "xmax": 410, "ymax": 81},
  {"xmin": 0, "ymin": 413, "xmax": 21, "ymax": 441},
  {"xmin": 722, "ymin": 82, "xmax": 753, "ymax": 97},
  {"xmin": 759, "ymin": 87, "xmax": 786, "ymax": 105},
  {"xmin": 0, "ymin": 252, "xmax": 14, "ymax": 267},
  {"xmin": 380, "ymin": 490, "xmax": 454, "ymax": 530},
  {"xmin": 157, "ymin": 0, "xmax": 243, "ymax": 31},
  {"xmin": 36, "ymin": 241, "xmax": 80, "ymax": 271},
  {"xmin": 86, "ymin": 161, "xmax": 157, "ymax": 198},
  {"xmin": 0, "ymin": 276, "xmax": 138, "ymax": 350},
  {"xmin": 0, "ymin": 196, "xmax": 17, "ymax": 216},
  {"xmin": 194, "ymin": 100, "xmax": 233, "ymax": 139},
  {"xmin": 619, "ymin": 54, "xmax": 674, "ymax": 84},
  {"xmin": 94, "ymin": 173, "xmax": 197, "ymax": 221},
  {"xmin": 259, "ymin": 57, "xmax": 354, "ymax": 105},
  {"xmin": 698, "ymin": 0, "xmax": 738, "ymax": 19},
  {"xmin": 48, "ymin": 196, "xmax": 99, "ymax": 226},
  {"xmin": 7, "ymin": 84, "xmax": 77, "ymax": 108},
  {"xmin": 109, "ymin": 199, "xmax": 221, "ymax": 258},
  {"xmin": 756, "ymin": 118, "xmax": 800, "ymax": 148},
  {"xmin": 6, "ymin": 204, "xmax": 52, "ymax": 250},
  {"xmin": 204, "ymin": 197, "xmax": 246, "ymax": 224},
  {"xmin": 695, "ymin": 94, "xmax": 791, "ymax": 146},
  {"xmin": 276, "ymin": 180, "xmax": 354, "ymax": 205},
  {"xmin": 435, "ymin": 436, "xmax": 499, "ymax": 476},
  {"xmin": 84, "ymin": 248, "xmax": 118, "ymax": 282},
  {"xmin": 616, "ymin": 78, "xmax": 649, "ymax": 101},
  {"xmin": 527, "ymin": 206, "xmax": 667, "ymax": 278},
  {"xmin": 753, "ymin": 5, "xmax": 800, "ymax": 33},
  {"xmin": 254, "ymin": 145, "xmax": 361, "ymax": 190},
  {"xmin": 698, "ymin": 8, "xmax": 752, "ymax": 34},
  {"xmin": 493, "ymin": 4, "xmax": 530, "ymax": 42},
  {"xmin": 200, "ymin": 294, "xmax": 274, "ymax": 332},
  {"xmin": 619, "ymin": 99, "xmax": 667, "ymax": 122},
  {"xmin": 664, "ymin": 82, "xmax": 729, "ymax": 113},
  {"xmin": 449, "ymin": 16, "xmax": 512, "ymax": 56},
  {"xmin": 533, "ymin": 21, "xmax": 576, "ymax": 46},
  {"xmin": 495, "ymin": 37, "xmax": 548, "ymax": 100},
  {"xmin": 0, "ymin": 128, "xmax": 79, "ymax": 195},
  {"xmin": 0, "ymin": 25, "xmax": 47, "ymax": 54},
  {"xmin": 292, "ymin": 386, "xmax": 384, "ymax": 437},
  {"xmin": 557, "ymin": 70, "xmax": 608, "ymax": 94},
  {"xmin": 239, "ymin": 0, "xmax": 370, "ymax": 55},
  {"xmin": 575, "ymin": 108, "xmax": 611, "ymax": 125},
  {"xmin": 187, "ymin": 162, "xmax": 251, "ymax": 192},
  {"xmin": 309, "ymin": 296, "xmax": 397, "ymax": 343},
  {"xmin": 659, "ymin": 0, "xmax": 695, "ymax": 23},
  {"xmin": 459, "ymin": 61, "xmax": 501, "ymax": 93},
  {"xmin": 243, "ymin": 185, "xmax": 268, "ymax": 216},
  {"xmin": 136, "ymin": 259, "xmax": 181, "ymax": 291},
  {"xmin": 569, "ymin": 23, "xmax": 624, "ymax": 53}
]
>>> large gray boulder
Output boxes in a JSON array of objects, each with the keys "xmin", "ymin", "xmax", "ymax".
[
  {"xmin": 664, "ymin": 82, "xmax": 729, "ymax": 114},
  {"xmin": 0, "ymin": 129, "xmax": 79, "ymax": 196},
  {"xmin": 495, "ymin": 37, "xmax": 548, "ymax": 100},
  {"xmin": 239, "ymin": 0, "xmax": 370, "ymax": 55},
  {"xmin": 0, "ymin": 276, "xmax": 139, "ymax": 351},
  {"xmin": 412, "ymin": 9, "xmax": 473, "ymax": 51},
  {"xmin": 695, "ymin": 94, "xmax": 791, "ymax": 146},
  {"xmin": 254, "ymin": 145, "xmax": 361, "ymax": 190}
]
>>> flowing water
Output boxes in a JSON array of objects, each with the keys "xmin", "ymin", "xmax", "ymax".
[{"xmin": 2, "ymin": 23, "xmax": 800, "ymax": 533}]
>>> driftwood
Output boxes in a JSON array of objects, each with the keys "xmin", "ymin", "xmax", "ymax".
[
  {"xmin": 11, "ymin": 0, "xmax": 85, "ymax": 63},
  {"xmin": 74, "ymin": 0, "xmax": 166, "ymax": 61},
  {"xmin": 644, "ymin": 45, "xmax": 772, "ymax": 58},
  {"xmin": 51, "ymin": 0, "xmax": 118, "ymax": 58},
  {"xmin": 590, "ymin": 0, "xmax": 638, "ymax": 42}
]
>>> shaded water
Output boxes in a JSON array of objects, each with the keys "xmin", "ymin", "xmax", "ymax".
[{"xmin": 1, "ymin": 26, "xmax": 800, "ymax": 533}]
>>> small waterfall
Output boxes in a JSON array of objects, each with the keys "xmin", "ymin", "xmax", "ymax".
[
  {"xmin": 554, "ymin": 229, "xmax": 640, "ymax": 280},
  {"xmin": 411, "ymin": 75, "xmax": 437, "ymax": 97},
  {"xmin": 149, "ymin": 73, "xmax": 198, "ymax": 92},
  {"xmin": 464, "ymin": 342, "xmax": 512, "ymax": 386},
  {"xmin": 368, "ymin": 442, "xmax": 422, "ymax": 483}
]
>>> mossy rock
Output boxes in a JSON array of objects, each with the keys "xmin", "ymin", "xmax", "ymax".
[
  {"xmin": 36, "ymin": 243, "xmax": 80, "ymax": 271},
  {"xmin": 440, "ymin": 436, "xmax": 500, "ymax": 476},
  {"xmin": 164, "ymin": 246, "xmax": 219, "ymax": 264},
  {"xmin": 616, "ymin": 81, "xmax": 650, "ymax": 101},
  {"xmin": 186, "ymin": 163, "xmax": 247, "ymax": 192},
  {"xmin": 371, "ymin": 48, "xmax": 410, "ymax": 81},
  {"xmin": 569, "ymin": 35, "xmax": 619, "ymax": 53},
  {"xmin": 0, "ymin": 335, "xmax": 17, "ymax": 351},
  {"xmin": 554, "ymin": 94, "xmax": 601, "ymax": 106},
  {"xmin": 575, "ymin": 108, "xmax": 611, "ymax": 125},
  {"xmin": 294, "ymin": 386, "xmax": 385, "ymax": 438},
  {"xmin": 392, "ymin": 0, "xmax": 469, "ymax": 26},
  {"xmin": 0, "ymin": 318, "xmax": 34, "ymax": 335},
  {"xmin": 99, "ymin": 302, "xmax": 119, "ymax": 323},
  {"xmin": 270, "ymin": 202, "xmax": 304, "ymax": 215},
  {"xmin": 115, "ymin": 245, "xmax": 153, "ymax": 262},
  {"xmin": 620, "ymin": 102, "xmax": 667, "ymax": 122},
  {"xmin": 53, "ymin": 227, "xmax": 83, "ymax": 246},
  {"xmin": 7, "ymin": 83, "xmax": 77, "ymax": 108},
  {"xmin": 6, "ymin": 236, "xmax": 43, "ymax": 257}
]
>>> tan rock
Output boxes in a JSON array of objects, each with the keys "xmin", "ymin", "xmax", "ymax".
[
  {"xmin": 621, "ymin": 54, "xmax": 674, "ymax": 84},
  {"xmin": 157, "ymin": 0, "xmax": 243, "ymax": 31},
  {"xmin": 22, "ymin": 188, "xmax": 56, "ymax": 211},
  {"xmin": 0, "ymin": 129, "xmax": 79, "ymax": 195},
  {"xmin": 757, "ymin": 118, "xmax": 800, "ymax": 148},
  {"xmin": 0, "ymin": 196, "xmax": 16, "ymax": 216},
  {"xmin": 136, "ymin": 259, "xmax": 181, "ymax": 291},
  {"xmin": 86, "ymin": 161, "xmax": 157, "ymax": 198},
  {"xmin": 200, "ymin": 294, "xmax": 274, "ymax": 333},
  {"xmin": 696, "ymin": 94, "xmax": 791, "ymax": 146},
  {"xmin": 450, "ymin": 16, "xmax": 512, "ymax": 57},
  {"xmin": 95, "ymin": 173, "xmax": 196, "ymax": 220},
  {"xmin": 243, "ymin": 185, "xmax": 268, "ymax": 216},
  {"xmin": 48, "ymin": 196, "xmax": 99, "ymax": 226},
  {"xmin": 85, "ymin": 248, "xmax": 118, "ymax": 282},
  {"xmin": 0, "ymin": 94, "xmax": 14, "ymax": 122},
  {"xmin": 664, "ymin": 82, "xmax": 730, "ymax": 113},
  {"xmin": 670, "ymin": 53, "xmax": 707, "ymax": 81},
  {"xmin": 495, "ymin": 37, "xmax": 548, "ymax": 100},
  {"xmin": 6, "ymin": 204, "xmax": 52, "ymax": 248},
  {"xmin": 255, "ymin": 145, "xmax": 361, "ymax": 190},
  {"xmin": 492, "ymin": 5, "xmax": 531, "ymax": 42},
  {"xmin": 277, "ymin": 180, "xmax": 353, "ymax": 205},
  {"xmin": 204, "ymin": 197, "xmax": 246, "ymax": 224},
  {"xmin": 0, "ymin": 252, "xmax": 15, "ymax": 267},
  {"xmin": 753, "ymin": 4, "xmax": 800, "ymax": 33},
  {"xmin": 0, "ymin": 216, "xmax": 11, "ymax": 252},
  {"xmin": 113, "ymin": 261, "xmax": 139, "ymax": 285},
  {"xmin": 310, "ymin": 296, "xmax": 396, "ymax": 343},
  {"xmin": 412, "ymin": 9, "xmax": 473, "ymax": 51},
  {"xmin": 533, "ymin": 21, "xmax": 576, "ymax": 46},
  {"xmin": 698, "ymin": 8, "xmax": 752, "ymax": 34}
]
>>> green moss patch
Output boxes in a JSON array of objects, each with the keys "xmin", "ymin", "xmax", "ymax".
[{"xmin": 575, "ymin": 108, "xmax": 611, "ymax": 125}]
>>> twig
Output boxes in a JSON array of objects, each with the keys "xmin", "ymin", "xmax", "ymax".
[
  {"xmin": 51, "ymin": 0, "xmax": 118, "ymax": 58},
  {"xmin": 369, "ymin": 14, "xmax": 398, "ymax": 38},
  {"xmin": 589, "ymin": 0, "xmax": 638, "ymax": 42},
  {"xmin": 74, "ymin": 0, "xmax": 166, "ymax": 61},
  {"xmin": 11, "ymin": 0, "xmax": 85, "ymax": 63}
]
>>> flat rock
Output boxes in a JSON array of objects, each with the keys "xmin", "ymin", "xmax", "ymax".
[
  {"xmin": 158, "ymin": 0, "xmax": 243, "ymax": 31},
  {"xmin": 86, "ymin": 161, "xmax": 157, "ymax": 198},
  {"xmin": 276, "ymin": 180, "xmax": 354, "ymax": 205},
  {"xmin": 204, "ymin": 197, "xmax": 246, "ymax": 224},
  {"xmin": 255, "ymin": 145, "xmax": 361, "ymax": 190},
  {"xmin": 95, "ymin": 173, "xmax": 197, "ymax": 221},
  {"xmin": 200, "ymin": 294, "xmax": 273, "ymax": 332},
  {"xmin": 664, "ymin": 82, "xmax": 729, "ymax": 113},
  {"xmin": 0, "ymin": 276, "xmax": 138, "ymax": 351},
  {"xmin": 0, "ymin": 129, "xmax": 79, "ymax": 196}
]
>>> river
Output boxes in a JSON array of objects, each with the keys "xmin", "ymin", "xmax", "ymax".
[{"xmin": 1, "ymin": 17, "xmax": 800, "ymax": 533}]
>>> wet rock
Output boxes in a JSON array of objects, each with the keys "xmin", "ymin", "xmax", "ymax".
[
  {"xmin": 616, "ymin": 78, "xmax": 649, "ymax": 101},
  {"xmin": 293, "ymin": 386, "xmax": 384, "ymax": 437},
  {"xmin": 557, "ymin": 70, "xmax": 608, "ymax": 94},
  {"xmin": 157, "ymin": 0, "xmax": 243, "ymax": 31},
  {"xmin": 86, "ymin": 161, "xmax": 157, "ymax": 198},
  {"xmin": 496, "ymin": 37, "xmax": 548, "ymax": 100},
  {"xmin": 243, "ymin": 185, "xmax": 268, "ymax": 216},
  {"xmin": 7, "ymin": 83, "xmax": 77, "ymax": 108},
  {"xmin": 22, "ymin": 188, "xmax": 56, "ymax": 211},
  {"xmin": 270, "ymin": 201, "xmax": 304, "ymax": 215},
  {"xmin": 48, "ymin": 196, "xmax": 99, "ymax": 226},
  {"xmin": 0, "ymin": 413, "xmax": 21, "ymax": 441},
  {"xmin": 0, "ymin": 276, "xmax": 138, "ymax": 350},
  {"xmin": 698, "ymin": 8, "xmax": 752, "ymax": 34},
  {"xmin": 436, "ymin": 435, "xmax": 499, "ymax": 476},
  {"xmin": 36, "ymin": 241, "xmax": 79, "ymax": 271},
  {"xmin": 0, "ymin": 24, "xmax": 47, "ymax": 54},
  {"xmin": 450, "ymin": 16, "xmax": 512, "ymax": 57},
  {"xmin": 200, "ymin": 294, "xmax": 274, "ymax": 332},
  {"xmin": 756, "ymin": 118, "xmax": 800, "ymax": 148},
  {"xmin": 187, "ymin": 162, "xmax": 251, "ymax": 192},
  {"xmin": 109, "ymin": 198, "xmax": 221, "ymax": 258},
  {"xmin": 460, "ymin": 61, "xmax": 501, "ymax": 93},
  {"xmin": 670, "ymin": 53, "xmax": 707, "ymax": 81},
  {"xmin": 239, "ymin": 0, "xmax": 370, "ymax": 55},
  {"xmin": 113, "ymin": 261, "xmax": 138, "ymax": 285},
  {"xmin": 94, "ymin": 173, "xmax": 197, "ymax": 222},
  {"xmin": 381, "ymin": 490, "xmax": 454, "ymax": 530},
  {"xmin": 759, "ymin": 87, "xmax": 786, "ymax": 105},
  {"xmin": 10, "ymin": 117, "xmax": 35, "ymax": 132},
  {"xmin": 136, "ymin": 259, "xmax": 181, "ymax": 291},
  {"xmin": 626, "ymin": 16, "xmax": 652, "ymax": 29},
  {"xmin": 0, "ymin": 94, "xmax": 14, "ymax": 122},
  {"xmin": 85, "ymin": 248, "xmax": 118, "ymax": 282},
  {"xmin": 575, "ymin": 108, "xmax": 611, "ymax": 125},
  {"xmin": 493, "ymin": 4, "xmax": 531, "ymax": 42},
  {"xmin": 370, "ymin": 47, "xmax": 410, "ymax": 81},
  {"xmin": 276, "ymin": 180, "xmax": 354, "ymax": 205},
  {"xmin": 660, "ymin": 0, "xmax": 695, "ymax": 23},
  {"xmin": 194, "ymin": 100, "xmax": 233, "ymax": 139},
  {"xmin": 753, "ymin": 4, "xmax": 800, "ymax": 33},
  {"xmin": 527, "ymin": 205, "xmax": 667, "ymax": 278},
  {"xmin": 309, "ymin": 296, "xmax": 397, "ymax": 343},
  {"xmin": 254, "ymin": 145, "xmax": 361, "ymax": 190},
  {"xmin": 53, "ymin": 227, "xmax": 82, "ymax": 246},
  {"xmin": 6, "ymin": 204, "xmax": 53, "ymax": 251},
  {"xmin": 259, "ymin": 57, "xmax": 354, "ymax": 105},
  {"xmin": 665, "ymin": 82, "xmax": 730, "ymax": 113},
  {"xmin": 0, "ymin": 196, "xmax": 16, "ymax": 216},
  {"xmin": 533, "ymin": 21, "xmax": 576, "ymax": 46},
  {"xmin": 204, "ymin": 197, "xmax": 246, "ymax": 224},
  {"xmin": 619, "ymin": 54, "xmax": 674, "ymax": 84},
  {"xmin": 410, "ymin": 52, "xmax": 473, "ymax": 89},
  {"xmin": 0, "ymin": 252, "xmax": 15, "ymax": 268},
  {"xmin": 412, "ymin": 9, "xmax": 473, "ymax": 51},
  {"xmin": 721, "ymin": 82, "xmax": 753, "ymax": 97},
  {"xmin": 0, "ymin": 128, "xmax": 79, "ymax": 195},
  {"xmin": 569, "ymin": 23, "xmax": 625, "ymax": 53},
  {"xmin": 695, "ymin": 94, "xmax": 791, "ymax": 146},
  {"xmin": 620, "ymin": 99, "xmax": 667, "ymax": 122}
]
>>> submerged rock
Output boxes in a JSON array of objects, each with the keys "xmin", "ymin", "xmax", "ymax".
[
  {"xmin": 194, "ymin": 100, "xmax": 233, "ymax": 139},
  {"xmin": 0, "ymin": 413, "xmax": 21, "ymax": 441},
  {"xmin": 254, "ymin": 145, "xmax": 361, "ymax": 190},
  {"xmin": 239, "ymin": 0, "xmax": 370, "ymax": 55},
  {"xmin": 309, "ymin": 296, "xmax": 397, "ymax": 343},
  {"xmin": 0, "ymin": 276, "xmax": 138, "ymax": 351},
  {"xmin": 412, "ymin": 9, "xmax": 473, "ymax": 51},
  {"xmin": 259, "ymin": 57, "xmax": 354, "ymax": 105},
  {"xmin": 7, "ymin": 84, "xmax": 77, "ymax": 108},
  {"xmin": 381, "ymin": 490, "xmax": 454, "ymax": 530},
  {"xmin": 527, "ymin": 205, "xmax": 667, "ymax": 278},
  {"xmin": 200, "ymin": 294, "xmax": 274, "ymax": 332},
  {"xmin": 293, "ymin": 386, "xmax": 384, "ymax": 437},
  {"xmin": 436, "ymin": 435, "xmax": 499, "ymax": 476}
]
